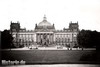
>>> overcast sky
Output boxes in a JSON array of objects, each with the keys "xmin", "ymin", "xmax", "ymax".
[{"xmin": 0, "ymin": 0, "xmax": 100, "ymax": 31}]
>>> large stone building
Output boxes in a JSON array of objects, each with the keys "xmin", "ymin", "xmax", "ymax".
[{"xmin": 10, "ymin": 15, "xmax": 79, "ymax": 48}]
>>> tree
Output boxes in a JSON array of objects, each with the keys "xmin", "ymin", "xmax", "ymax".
[
  {"xmin": 1, "ymin": 30, "xmax": 13, "ymax": 49},
  {"xmin": 94, "ymin": 31, "xmax": 100, "ymax": 50},
  {"xmin": 77, "ymin": 30, "xmax": 91, "ymax": 47},
  {"xmin": 77, "ymin": 29, "xmax": 100, "ymax": 48}
]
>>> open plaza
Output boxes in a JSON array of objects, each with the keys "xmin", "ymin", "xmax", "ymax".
[{"xmin": 1, "ymin": 47, "xmax": 99, "ymax": 65}]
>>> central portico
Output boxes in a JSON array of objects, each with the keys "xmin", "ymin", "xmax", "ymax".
[
  {"xmin": 36, "ymin": 32, "xmax": 54, "ymax": 46},
  {"xmin": 35, "ymin": 15, "xmax": 55, "ymax": 46}
]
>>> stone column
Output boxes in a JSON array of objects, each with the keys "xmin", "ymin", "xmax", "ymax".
[
  {"xmin": 39, "ymin": 34, "xmax": 41, "ymax": 43},
  {"xmin": 49, "ymin": 34, "xmax": 50, "ymax": 45},
  {"xmin": 50, "ymin": 34, "xmax": 52, "ymax": 44},
  {"xmin": 52, "ymin": 34, "xmax": 53, "ymax": 43},
  {"xmin": 36, "ymin": 34, "xmax": 38, "ymax": 43},
  {"xmin": 34, "ymin": 33, "xmax": 36, "ymax": 42}
]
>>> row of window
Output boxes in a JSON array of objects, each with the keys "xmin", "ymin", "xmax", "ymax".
[
  {"xmin": 55, "ymin": 34, "xmax": 77, "ymax": 38},
  {"xmin": 13, "ymin": 34, "xmax": 35, "ymax": 38},
  {"xmin": 13, "ymin": 38, "xmax": 34, "ymax": 42}
]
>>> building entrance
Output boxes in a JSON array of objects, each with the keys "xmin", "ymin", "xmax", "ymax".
[{"xmin": 36, "ymin": 33, "xmax": 53, "ymax": 46}]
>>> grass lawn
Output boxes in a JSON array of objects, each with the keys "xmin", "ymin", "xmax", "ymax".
[{"xmin": 1, "ymin": 50, "xmax": 100, "ymax": 64}]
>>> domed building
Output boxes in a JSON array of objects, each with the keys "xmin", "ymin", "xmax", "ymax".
[
  {"xmin": 38, "ymin": 15, "xmax": 52, "ymax": 26},
  {"xmin": 35, "ymin": 15, "xmax": 55, "ymax": 32},
  {"xmin": 10, "ymin": 15, "xmax": 79, "ymax": 48}
]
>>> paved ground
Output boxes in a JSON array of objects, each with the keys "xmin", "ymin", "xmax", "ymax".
[{"xmin": 2, "ymin": 47, "xmax": 96, "ymax": 50}]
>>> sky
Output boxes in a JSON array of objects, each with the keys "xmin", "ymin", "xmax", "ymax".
[{"xmin": 0, "ymin": 0, "xmax": 100, "ymax": 31}]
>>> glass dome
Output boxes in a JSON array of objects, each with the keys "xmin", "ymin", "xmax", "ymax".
[{"xmin": 38, "ymin": 15, "xmax": 52, "ymax": 26}]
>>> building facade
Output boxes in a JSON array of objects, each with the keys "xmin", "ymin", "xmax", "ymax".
[{"xmin": 10, "ymin": 16, "xmax": 79, "ymax": 47}]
